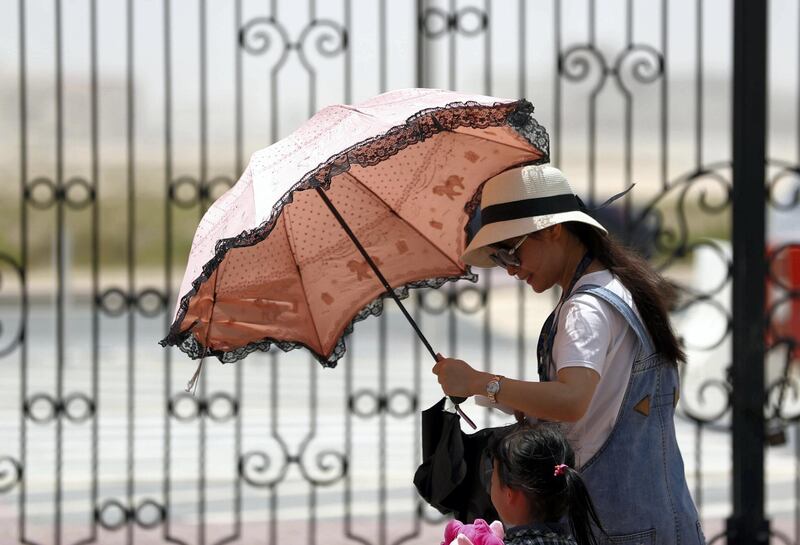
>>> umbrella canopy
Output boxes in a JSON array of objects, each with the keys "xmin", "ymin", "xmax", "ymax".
[{"xmin": 160, "ymin": 88, "xmax": 549, "ymax": 366}]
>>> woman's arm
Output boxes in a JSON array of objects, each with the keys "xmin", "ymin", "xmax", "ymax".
[{"xmin": 432, "ymin": 358, "xmax": 600, "ymax": 423}]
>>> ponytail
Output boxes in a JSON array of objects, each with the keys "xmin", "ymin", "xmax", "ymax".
[
  {"xmin": 564, "ymin": 222, "xmax": 686, "ymax": 364},
  {"xmin": 562, "ymin": 467, "xmax": 606, "ymax": 545}
]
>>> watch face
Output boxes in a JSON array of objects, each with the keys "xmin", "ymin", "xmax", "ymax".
[{"xmin": 487, "ymin": 381, "xmax": 500, "ymax": 395}]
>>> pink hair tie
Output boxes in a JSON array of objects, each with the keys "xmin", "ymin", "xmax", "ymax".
[{"xmin": 553, "ymin": 464, "xmax": 568, "ymax": 477}]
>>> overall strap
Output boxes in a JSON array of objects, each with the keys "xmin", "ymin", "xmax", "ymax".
[
  {"xmin": 537, "ymin": 252, "xmax": 594, "ymax": 381},
  {"xmin": 570, "ymin": 284, "xmax": 656, "ymax": 359}
]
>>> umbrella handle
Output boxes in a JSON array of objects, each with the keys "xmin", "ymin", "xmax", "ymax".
[{"xmin": 315, "ymin": 187, "xmax": 476, "ymax": 429}]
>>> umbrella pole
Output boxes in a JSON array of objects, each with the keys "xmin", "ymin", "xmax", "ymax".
[{"xmin": 315, "ymin": 187, "xmax": 475, "ymax": 428}]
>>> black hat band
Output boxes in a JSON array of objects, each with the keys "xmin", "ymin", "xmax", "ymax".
[{"xmin": 479, "ymin": 194, "xmax": 582, "ymax": 226}]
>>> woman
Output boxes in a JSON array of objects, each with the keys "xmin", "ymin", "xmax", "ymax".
[{"xmin": 432, "ymin": 164, "xmax": 705, "ymax": 544}]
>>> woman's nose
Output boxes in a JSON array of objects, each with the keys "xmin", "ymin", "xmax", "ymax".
[{"xmin": 506, "ymin": 266, "xmax": 519, "ymax": 276}]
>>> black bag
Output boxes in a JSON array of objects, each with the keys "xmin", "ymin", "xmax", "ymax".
[{"xmin": 413, "ymin": 397, "xmax": 515, "ymax": 523}]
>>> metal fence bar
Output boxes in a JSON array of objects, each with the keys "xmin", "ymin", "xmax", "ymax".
[
  {"xmin": 728, "ymin": 0, "xmax": 769, "ymax": 543},
  {"xmin": 2, "ymin": 0, "xmax": 796, "ymax": 542},
  {"xmin": 17, "ymin": 0, "xmax": 30, "ymax": 542}
]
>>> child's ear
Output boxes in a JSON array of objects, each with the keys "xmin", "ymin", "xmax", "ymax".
[{"xmin": 507, "ymin": 487, "xmax": 527, "ymax": 508}]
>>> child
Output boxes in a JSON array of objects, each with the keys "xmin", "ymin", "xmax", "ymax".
[{"xmin": 485, "ymin": 424, "xmax": 605, "ymax": 545}]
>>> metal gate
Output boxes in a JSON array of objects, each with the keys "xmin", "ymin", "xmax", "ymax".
[{"xmin": 0, "ymin": 0, "xmax": 797, "ymax": 543}]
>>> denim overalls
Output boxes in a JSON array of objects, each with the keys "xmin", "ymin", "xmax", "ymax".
[{"xmin": 538, "ymin": 272, "xmax": 705, "ymax": 544}]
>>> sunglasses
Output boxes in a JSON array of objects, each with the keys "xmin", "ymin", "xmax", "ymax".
[{"xmin": 488, "ymin": 234, "xmax": 528, "ymax": 269}]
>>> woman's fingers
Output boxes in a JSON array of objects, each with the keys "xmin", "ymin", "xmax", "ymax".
[{"xmin": 431, "ymin": 358, "xmax": 475, "ymax": 397}]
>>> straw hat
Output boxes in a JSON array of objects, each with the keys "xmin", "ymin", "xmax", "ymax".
[{"xmin": 461, "ymin": 164, "xmax": 607, "ymax": 268}]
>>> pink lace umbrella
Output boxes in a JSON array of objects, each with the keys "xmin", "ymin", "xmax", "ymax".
[{"xmin": 160, "ymin": 89, "xmax": 548, "ymax": 412}]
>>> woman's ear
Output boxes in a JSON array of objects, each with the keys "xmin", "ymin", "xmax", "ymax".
[{"xmin": 533, "ymin": 224, "xmax": 559, "ymax": 243}]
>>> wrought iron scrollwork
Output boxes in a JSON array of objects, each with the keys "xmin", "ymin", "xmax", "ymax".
[
  {"xmin": 560, "ymin": 45, "xmax": 608, "ymax": 91},
  {"xmin": 613, "ymin": 44, "xmax": 664, "ymax": 93},
  {"xmin": 239, "ymin": 17, "xmax": 291, "ymax": 56},
  {"xmin": 419, "ymin": 7, "xmax": 487, "ymax": 39},
  {"xmin": 560, "ymin": 42, "xmax": 663, "ymax": 100},
  {"xmin": 0, "ymin": 456, "xmax": 22, "ymax": 493},
  {"xmin": 62, "ymin": 177, "xmax": 95, "ymax": 210},
  {"xmin": 97, "ymin": 288, "xmax": 129, "ymax": 317},
  {"xmin": 417, "ymin": 285, "xmax": 487, "ymax": 316},
  {"xmin": 169, "ymin": 176, "xmax": 235, "ymax": 209},
  {"xmin": 768, "ymin": 165, "xmax": 800, "ymax": 211},
  {"xmin": 240, "ymin": 16, "xmax": 347, "ymax": 74},
  {"xmin": 95, "ymin": 498, "xmax": 166, "ymax": 530},
  {"xmin": 763, "ymin": 161, "xmax": 800, "ymax": 434},
  {"xmin": 348, "ymin": 388, "xmax": 417, "ymax": 418},
  {"xmin": 625, "ymin": 165, "xmax": 734, "ymax": 426},
  {"xmin": 23, "ymin": 176, "xmax": 96, "ymax": 210},
  {"xmin": 632, "ymin": 164, "xmax": 732, "ymax": 270},
  {"xmin": 24, "ymin": 393, "xmax": 95, "ymax": 424},
  {"xmin": 296, "ymin": 445, "xmax": 347, "ymax": 486},
  {"xmin": 97, "ymin": 288, "xmax": 168, "ymax": 318},
  {"xmin": 238, "ymin": 445, "xmax": 289, "ymax": 488},
  {"xmin": 168, "ymin": 391, "xmax": 239, "ymax": 423},
  {"xmin": 0, "ymin": 253, "xmax": 24, "ymax": 358},
  {"xmin": 297, "ymin": 19, "xmax": 347, "ymax": 58}
]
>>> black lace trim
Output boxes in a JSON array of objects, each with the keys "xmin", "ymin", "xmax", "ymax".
[{"xmin": 160, "ymin": 99, "xmax": 549, "ymax": 367}]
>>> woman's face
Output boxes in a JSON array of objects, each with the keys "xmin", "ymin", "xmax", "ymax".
[{"xmin": 495, "ymin": 227, "xmax": 564, "ymax": 293}]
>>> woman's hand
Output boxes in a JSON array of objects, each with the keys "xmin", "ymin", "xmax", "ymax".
[{"xmin": 431, "ymin": 354, "xmax": 484, "ymax": 398}]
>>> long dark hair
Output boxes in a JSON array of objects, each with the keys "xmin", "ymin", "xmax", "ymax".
[
  {"xmin": 564, "ymin": 221, "xmax": 686, "ymax": 364},
  {"xmin": 490, "ymin": 424, "xmax": 605, "ymax": 545}
]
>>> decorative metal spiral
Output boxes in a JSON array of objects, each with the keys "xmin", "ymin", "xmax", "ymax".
[
  {"xmin": 239, "ymin": 447, "xmax": 290, "ymax": 488},
  {"xmin": 239, "ymin": 16, "xmax": 290, "ymax": 56},
  {"xmin": 676, "ymin": 375, "xmax": 732, "ymax": 426},
  {"xmin": 240, "ymin": 17, "xmax": 346, "ymax": 78},
  {"xmin": 559, "ymin": 45, "xmax": 608, "ymax": 95},
  {"xmin": 625, "ymin": 165, "xmax": 735, "ymax": 427},
  {"xmin": 296, "ymin": 445, "xmax": 347, "ymax": 486},
  {"xmin": 0, "ymin": 456, "xmax": 22, "ymax": 493},
  {"xmin": 613, "ymin": 44, "xmax": 664, "ymax": 94},
  {"xmin": 0, "ymin": 253, "xmax": 24, "ymax": 358},
  {"xmin": 632, "ymin": 163, "xmax": 731, "ymax": 269},
  {"xmin": 297, "ymin": 19, "xmax": 348, "ymax": 59}
]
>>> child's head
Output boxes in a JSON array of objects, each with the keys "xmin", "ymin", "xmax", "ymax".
[{"xmin": 486, "ymin": 424, "xmax": 604, "ymax": 545}]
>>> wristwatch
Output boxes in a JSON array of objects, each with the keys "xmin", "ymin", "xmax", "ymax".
[{"xmin": 486, "ymin": 375, "xmax": 503, "ymax": 404}]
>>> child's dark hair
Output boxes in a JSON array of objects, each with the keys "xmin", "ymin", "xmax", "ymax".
[{"xmin": 489, "ymin": 424, "xmax": 605, "ymax": 545}]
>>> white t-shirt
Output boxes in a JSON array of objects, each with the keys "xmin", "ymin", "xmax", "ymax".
[{"xmin": 551, "ymin": 269, "xmax": 643, "ymax": 467}]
